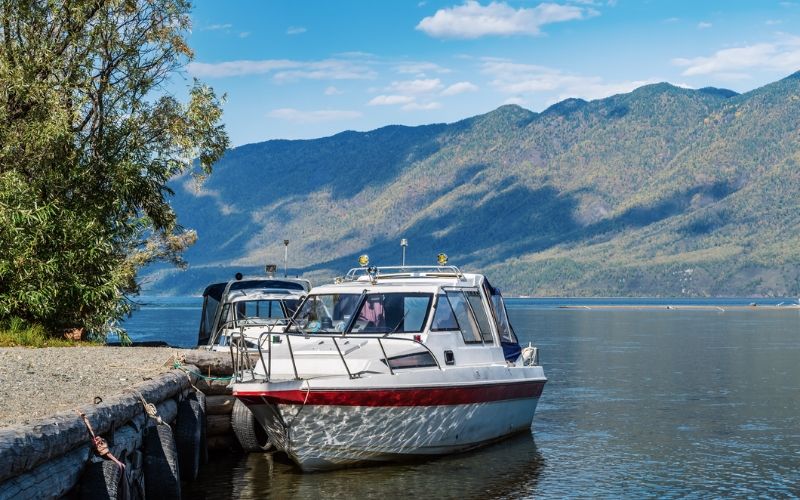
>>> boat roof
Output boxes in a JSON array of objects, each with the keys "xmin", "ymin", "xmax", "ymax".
[
  {"xmin": 203, "ymin": 276, "xmax": 311, "ymax": 299},
  {"xmin": 225, "ymin": 288, "xmax": 306, "ymax": 303},
  {"xmin": 310, "ymin": 266, "xmax": 486, "ymax": 295}
]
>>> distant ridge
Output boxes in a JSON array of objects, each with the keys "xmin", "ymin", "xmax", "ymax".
[{"xmin": 148, "ymin": 73, "xmax": 800, "ymax": 297}]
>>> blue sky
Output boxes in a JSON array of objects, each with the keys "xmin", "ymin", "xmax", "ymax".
[{"xmin": 177, "ymin": 0, "xmax": 800, "ymax": 146}]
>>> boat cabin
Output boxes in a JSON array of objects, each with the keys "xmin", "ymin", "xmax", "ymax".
[
  {"xmin": 197, "ymin": 275, "xmax": 311, "ymax": 347},
  {"xmin": 241, "ymin": 265, "xmax": 525, "ymax": 380}
]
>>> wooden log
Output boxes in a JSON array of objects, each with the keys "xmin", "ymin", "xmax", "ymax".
[
  {"xmin": 179, "ymin": 350, "xmax": 236, "ymax": 375},
  {"xmin": 194, "ymin": 377, "xmax": 233, "ymax": 396},
  {"xmin": 206, "ymin": 395, "xmax": 235, "ymax": 415},
  {"xmin": 206, "ymin": 414, "xmax": 232, "ymax": 436},
  {"xmin": 0, "ymin": 396, "xmax": 179, "ymax": 500},
  {"xmin": 206, "ymin": 434, "xmax": 240, "ymax": 452},
  {"xmin": 0, "ymin": 445, "xmax": 90, "ymax": 500},
  {"xmin": 0, "ymin": 366, "xmax": 198, "ymax": 484}
]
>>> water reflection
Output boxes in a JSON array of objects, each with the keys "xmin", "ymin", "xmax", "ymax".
[{"xmin": 186, "ymin": 432, "xmax": 545, "ymax": 499}]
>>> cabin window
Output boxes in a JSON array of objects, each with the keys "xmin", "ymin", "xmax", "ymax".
[
  {"xmin": 242, "ymin": 300, "xmax": 289, "ymax": 319},
  {"xmin": 350, "ymin": 293, "xmax": 432, "ymax": 334},
  {"xmin": 431, "ymin": 293, "xmax": 459, "ymax": 331},
  {"xmin": 200, "ymin": 295, "xmax": 220, "ymax": 340},
  {"xmin": 284, "ymin": 298, "xmax": 301, "ymax": 316},
  {"xmin": 292, "ymin": 293, "xmax": 360, "ymax": 333},
  {"xmin": 445, "ymin": 290, "xmax": 482, "ymax": 344},
  {"xmin": 489, "ymin": 291, "xmax": 518, "ymax": 345},
  {"xmin": 381, "ymin": 351, "xmax": 437, "ymax": 369},
  {"xmin": 466, "ymin": 291, "xmax": 494, "ymax": 343}
]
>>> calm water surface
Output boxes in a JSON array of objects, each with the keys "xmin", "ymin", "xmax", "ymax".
[{"xmin": 122, "ymin": 298, "xmax": 800, "ymax": 498}]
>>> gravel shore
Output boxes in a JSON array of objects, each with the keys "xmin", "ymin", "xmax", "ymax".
[{"xmin": 0, "ymin": 346, "xmax": 189, "ymax": 427}]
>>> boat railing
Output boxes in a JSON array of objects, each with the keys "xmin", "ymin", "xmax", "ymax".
[
  {"xmin": 342, "ymin": 265, "xmax": 464, "ymax": 281},
  {"xmin": 229, "ymin": 321, "xmax": 443, "ymax": 382}
]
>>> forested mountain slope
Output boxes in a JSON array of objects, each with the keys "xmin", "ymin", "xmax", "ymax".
[{"xmin": 146, "ymin": 72, "xmax": 800, "ymax": 297}]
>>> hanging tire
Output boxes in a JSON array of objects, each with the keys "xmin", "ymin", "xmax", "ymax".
[
  {"xmin": 231, "ymin": 399, "xmax": 272, "ymax": 452},
  {"xmin": 79, "ymin": 459, "xmax": 129, "ymax": 500},
  {"xmin": 188, "ymin": 391, "xmax": 208, "ymax": 463},
  {"xmin": 143, "ymin": 424, "xmax": 181, "ymax": 500},
  {"xmin": 175, "ymin": 398, "xmax": 203, "ymax": 481}
]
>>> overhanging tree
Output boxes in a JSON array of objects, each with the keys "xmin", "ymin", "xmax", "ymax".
[{"xmin": 0, "ymin": 0, "xmax": 229, "ymax": 337}]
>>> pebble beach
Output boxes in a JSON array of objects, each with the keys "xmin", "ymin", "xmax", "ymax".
[{"xmin": 0, "ymin": 347, "xmax": 185, "ymax": 427}]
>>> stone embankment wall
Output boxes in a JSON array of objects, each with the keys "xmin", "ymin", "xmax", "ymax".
[{"xmin": 0, "ymin": 350, "xmax": 236, "ymax": 499}]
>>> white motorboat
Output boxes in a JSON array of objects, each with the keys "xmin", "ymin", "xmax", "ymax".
[
  {"xmin": 231, "ymin": 261, "xmax": 546, "ymax": 471},
  {"xmin": 197, "ymin": 274, "xmax": 311, "ymax": 350}
]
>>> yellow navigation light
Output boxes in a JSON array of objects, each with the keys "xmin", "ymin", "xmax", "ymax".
[
  {"xmin": 437, "ymin": 253, "xmax": 448, "ymax": 265},
  {"xmin": 358, "ymin": 254, "xmax": 369, "ymax": 267}
]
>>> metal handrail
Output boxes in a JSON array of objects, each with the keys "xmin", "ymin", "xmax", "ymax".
[
  {"xmin": 211, "ymin": 317, "xmax": 288, "ymax": 347},
  {"xmin": 237, "ymin": 329, "xmax": 444, "ymax": 383},
  {"xmin": 343, "ymin": 265, "xmax": 464, "ymax": 281}
]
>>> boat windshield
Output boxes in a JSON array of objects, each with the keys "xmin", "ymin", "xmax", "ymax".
[
  {"xmin": 290, "ymin": 293, "xmax": 361, "ymax": 333},
  {"xmin": 349, "ymin": 292, "xmax": 433, "ymax": 334},
  {"xmin": 233, "ymin": 299, "xmax": 294, "ymax": 321}
]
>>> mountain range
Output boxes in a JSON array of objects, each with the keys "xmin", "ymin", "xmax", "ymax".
[{"xmin": 144, "ymin": 72, "xmax": 800, "ymax": 297}]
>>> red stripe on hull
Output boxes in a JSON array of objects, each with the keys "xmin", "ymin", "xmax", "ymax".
[{"xmin": 235, "ymin": 379, "xmax": 545, "ymax": 407}]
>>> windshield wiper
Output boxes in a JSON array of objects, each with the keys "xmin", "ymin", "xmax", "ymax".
[{"xmin": 385, "ymin": 309, "xmax": 410, "ymax": 336}]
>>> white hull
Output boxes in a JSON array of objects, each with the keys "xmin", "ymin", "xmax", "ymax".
[{"xmin": 235, "ymin": 373, "xmax": 545, "ymax": 471}]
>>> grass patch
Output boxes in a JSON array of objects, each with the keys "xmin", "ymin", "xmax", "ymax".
[{"xmin": 0, "ymin": 318, "xmax": 94, "ymax": 347}]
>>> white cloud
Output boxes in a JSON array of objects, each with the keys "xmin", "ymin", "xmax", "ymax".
[
  {"xmin": 239, "ymin": 31, "xmax": 250, "ymax": 38},
  {"xmin": 287, "ymin": 26, "xmax": 307, "ymax": 35},
  {"xmin": 387, "ymin": 78, "xmax": 443, "ymax": 94},
  {"xmin": 187, "ymin": 59, "xmax": 299, "ymax": 78},
  {"xmin": 267, "ymin": 108, "xmax": 362, "ymax": 123},
  {"xmin": 482, "ymin": 60, "xmax": 657, "ymax": 102},
  {"xmin": 274, "ymin": 60, "xmax": 377, "ymax": 82},
  {"xmin": 441, "ymin": 81, "xmax": 479, "ymax": 95},
  {"xmin": 402, "ymin": 101, "xmax": 442, "ymax": 111},
  {"xmin": 202, "ymin": 23, "xmax": 233, "ymax": 31},
  {"xmin": 394, "ymin": 62, "xmax": 451, "ymax": 75},
  {"xmin": 697, "ymin": 21, "xmax": 712, "ymax": 29},
  {"xmin": 368, "ymin": 95, "xmax": 416, "ymax": 106},
  {"xmin": 324, "ymin": 86, "xmax": 344, "ymax": 95},
  {"xmin": 672, "ymin": 36, "xmax": 800, "ymax": 78},
  {"xmin": 416, "ymin": 1, "xmax": 594, "ymax": 39},
  {"xmin": 187, "ymin": 58, "xmax": 377, "ymax": 81},
  {"xmin": 663, "ymin": 17, "xmax": 680, "ymax": 23}
]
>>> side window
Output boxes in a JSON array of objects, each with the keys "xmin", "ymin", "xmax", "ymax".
[
  {"xmin": 431, "ymin": 293, "xmax": 459, "ymax": 331},
  {"xmin": 445, "ymin": 290, "xmax": 482, "ymax": 344},
  {"xmin": 466, "ymin": 291, "xmax": 494, "ymax": 343}
]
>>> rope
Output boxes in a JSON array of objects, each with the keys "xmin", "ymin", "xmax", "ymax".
[
  {"xmin": 134, "ymin": 391, "xmax": 164, "ymax": 426},
  {"xmin": 76, "ymin": 410, "xmax": 126, "ymax": 471}
]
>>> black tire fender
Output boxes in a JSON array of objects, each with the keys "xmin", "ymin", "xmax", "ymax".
[
  {"xmin": 143, "ymin": 424, "xmax": 181, "ymax": 500},
  {"xmin": 231, "ymin": 399, "xmax": 272, "ymax": 452},
  {"xmin": 175, "ymin": 398, "xmax": 203, "ymax": 481},
  {"xmin": 79, "ymin": 459, "xmax": 129, "ymax": 500},
  {"xmin": 187, "ymin": 391, "xmax": 208, "ymax": 464}
]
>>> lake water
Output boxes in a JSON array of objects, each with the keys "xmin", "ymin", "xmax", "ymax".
[{"xmin": 122, "ymin": 297, "xmax": 800, "ymax": 498}]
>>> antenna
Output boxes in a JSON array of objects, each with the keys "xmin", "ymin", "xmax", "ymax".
[
  {"xmin": 400, "ymin": 238, "xmax": 408, "ymax": 267},
  {"xmin": 283, "ymin": 239, "xmax": 290, "ymax": 278}
]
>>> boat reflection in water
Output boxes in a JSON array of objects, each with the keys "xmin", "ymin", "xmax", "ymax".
[{"xmin": 185, "ymin": 432, "xmax": 545, "ymax": 499}]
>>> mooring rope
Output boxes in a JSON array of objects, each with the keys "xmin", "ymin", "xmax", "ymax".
[
  {"xmin": 76, "ymin": 410, "xmax": 126, "ymax": 470},
  {"xmin": 134, "ymin": 391, "xmax": 164, "ymax": 425}
]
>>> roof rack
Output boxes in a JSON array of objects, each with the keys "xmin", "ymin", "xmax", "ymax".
[{"xmin": 342, "ymin": 265, "xmax": 464, "ymax": 282}]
